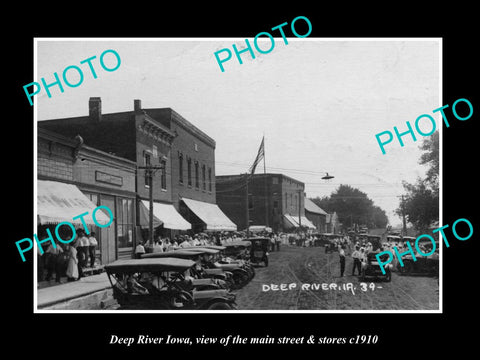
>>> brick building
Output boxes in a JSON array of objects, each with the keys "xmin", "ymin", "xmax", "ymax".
[
  {"xmin": 39, "ymin": 97, "xmax": 234, "ymax": 238},
  {"xmin": 37, "ymin": 127, "xmax": 137, "ymax": 264},
  {"xmin": 216, "ymin": 173, "xmax": 315, "ymax": 232}
]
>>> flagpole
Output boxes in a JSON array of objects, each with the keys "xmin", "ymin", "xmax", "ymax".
[
  {"xmin": 245, "ymin": 172, "xmax": 250, "ymax": 239},
  {"xmin": 263, "ymin": 135, "xmax": 268, "ymax": 228}
]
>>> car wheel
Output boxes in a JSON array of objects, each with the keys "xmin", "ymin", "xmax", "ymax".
[
  {"xmin": 232, "ymin": 271, "xmax": 248, "ymax": 289},
  {"xmin": 208, "ymin": 302, "xmax": 232, "ymax": 310}
]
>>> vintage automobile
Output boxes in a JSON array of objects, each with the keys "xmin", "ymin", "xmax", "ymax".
[
  {"xmin": 323, "ymin": 234, "xmax": 339, "ymax": 253},
  {"xmin": 141, "ymin": 249, "xmax": 232, "ymax": 290},
  {"xmin": 366, "ymin": 235, "xmax": 382, "ymax": 251},
  {"xmin": 397, "ymin": 239, "xmax": 439, "ymax": 276},
  {"xmin": 184, "ymin": 246, "xmax": 254, "ymax": 288},
  {"xmin": 190, "ymin": 243, "xmax": 255, "ymax": 280},
  {"xmin": 221, "ymin": 240, "xmax": 251, "ymax": 260},
  {"xmin": 246, "ymin": 237, "xmax": 269, "ymax": 267},
  {"xmin": 104, "ymin": 258, "xmax": 237, "ymax": 310},
  {"xmin": 361, "ymin": 251, "xmax": 392, "ymax": 282}
]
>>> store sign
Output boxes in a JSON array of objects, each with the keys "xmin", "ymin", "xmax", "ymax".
[{"xmin": 95, "ymin": 171, "xmax": 123, "ymax": 186}]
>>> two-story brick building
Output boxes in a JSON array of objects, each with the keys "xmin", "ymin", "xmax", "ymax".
[
  {"xmin": 216, "ymin": 173, "xmax": 315, "ymax": 232},
  {"xmin": 39, "ymin": 97, "xmax": 235, "ymax": 241}
]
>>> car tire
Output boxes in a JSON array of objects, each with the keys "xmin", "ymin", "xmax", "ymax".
[
  {"xmin": 231, "ymin": 271, "xmax": 248, "ymax": 289},
  {"xmin": 208, "ymin": 302, "xmax": 232, "ymax": 310}
]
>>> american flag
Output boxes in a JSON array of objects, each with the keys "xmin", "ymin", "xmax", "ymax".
[{"xmin": 249, "ymin": 136, "xmax": 265, "ymax": 174}]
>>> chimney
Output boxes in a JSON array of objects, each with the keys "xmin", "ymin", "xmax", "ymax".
[
  {"xmin": 89, "ymin": 97, "xmax": 102, "ymax": 122},
  {"xmin": 134, "ymin": 99, "xmax": 142, "ymax": 114}
]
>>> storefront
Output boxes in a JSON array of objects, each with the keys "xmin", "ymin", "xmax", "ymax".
[
  {"xmin": 74, "ymin": 144, "xmax": 137, "ymax": 261},
  {"xmin": 179, "ymin": 197, "xmax": 237, "ymax": 233},
  {"xmin": 283, "ymin": 214, "xmax": 317, "ymax": 231},
  {"xmin": 137, "ymin": 200, "xmax": 192, "ymax": 241},
  {"xmin": 36, "ymin": 180, "xmax": 112, "ymax": 280}
]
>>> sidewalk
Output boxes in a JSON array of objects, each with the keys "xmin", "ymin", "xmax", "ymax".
[{"xmin": 37, "ymin": 272, "xmax": 113, "ymax": 309}]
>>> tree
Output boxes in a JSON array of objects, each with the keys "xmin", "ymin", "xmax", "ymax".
[
  {"xmin": 396, "ymin": 131, "xmax": 439, "ymax": 232},
  {"xmin": 311, "ymin": 184, "xmax": 389, "ymax": 229},
  {"xmin": 419, "ymin": 131, "xmax": 439, "ymax": 193}
]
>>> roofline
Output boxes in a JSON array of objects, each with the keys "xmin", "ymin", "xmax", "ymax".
[
  {"xmin": 216, "ymin": 173, "xmax": 305, "ymax": 187},
  {"xmin": 144, "ymin": 107, "xmax": 216, "ymax": 148}
]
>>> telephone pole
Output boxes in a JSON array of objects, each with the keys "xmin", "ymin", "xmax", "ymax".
[
  {"xmin": 400, "ymin": 195, "xmax": 407, "ymax": 236},
  {"xmin": 245, "ymin": 173, "xmax": 250, "ymax": 238},
  {"xmin": 138, "ymin": 164, "xmax": 165, "ymax": 246}
]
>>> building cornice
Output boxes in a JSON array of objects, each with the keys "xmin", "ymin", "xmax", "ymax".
[{"xmin": 136, "ymin": 113, "xmax": 176, "ymax": 145}]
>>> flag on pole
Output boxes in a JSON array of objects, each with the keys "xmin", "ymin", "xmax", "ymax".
[{"xmin": 249, "ymin": 136, "xmax": 265, "ymax": 174}]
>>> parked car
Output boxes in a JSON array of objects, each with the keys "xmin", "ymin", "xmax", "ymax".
[
  {"xmin": 397, "ymin": 240, "xmax": 439, "ymax": 276},
  {"xmin": 141, "ymin": 249, "xmax": 232, "ymax": 290},
  {"xmin": 361, "ymin": 251, "xmax": 392, "ymax": 282},
  {"xmin": 246, "ymin": 237, "xmax": 270, "ymax": 267},
  {"xmin": 197, "ymin": 243, "xmax": 256, "ymax": 282},
  {"xmin": 105, "ymin": 258, "xmax": 237, "ymax": 310},
  {"xmin": 188, "ymin": 246, "xmax": 254, "ymax": 288}
]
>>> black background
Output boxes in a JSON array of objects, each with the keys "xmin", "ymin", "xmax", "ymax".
[{"xmin": 6, "ymin": 4, "xmax": 478, "ymax": 356}]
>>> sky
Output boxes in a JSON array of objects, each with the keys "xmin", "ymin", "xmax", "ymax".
[{"xmin": 35, "ymin": 38, "xmax": 441, "ymax": 227}]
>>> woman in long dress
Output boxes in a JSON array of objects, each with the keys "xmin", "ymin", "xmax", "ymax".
[{"xmin": 66, "ymin": 244, "xmax": 79, "ymax": 281}]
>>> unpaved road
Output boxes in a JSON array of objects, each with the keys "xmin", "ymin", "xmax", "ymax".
[{"xmin": 234, "ymin": 245, "xmax": 439, "ymax": 311}]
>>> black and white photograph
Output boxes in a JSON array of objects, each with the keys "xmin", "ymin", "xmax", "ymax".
[
  {"xmin": 32, "ymin": 38, "xmax": 441, "ymax": 312},
  {"xmin": 6, "ymin": 6, "xmax": 478, "ymax": 356}
]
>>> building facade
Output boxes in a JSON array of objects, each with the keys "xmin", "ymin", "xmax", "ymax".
[
  {"xmin": 216, "ymin": 173, "xmax": 315, "ymax": 232},
  {"xmin": 37, "ymin": 127, "xmax": 137, "ymax": 264},
  {"xmin": 304, "ymin": 197, "xmax": 328, "ymax": 233},
  {"xmin": 39, "ymin": 97, "xmax": 233, "ymax": 240}
]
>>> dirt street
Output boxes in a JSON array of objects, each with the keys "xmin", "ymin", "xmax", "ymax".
[{"xmin": 234, "ymin": 245, "xmax": 439, "ymax": 311}]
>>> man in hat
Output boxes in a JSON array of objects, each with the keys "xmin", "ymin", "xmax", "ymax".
[
  {"xmin": 339, "ymin": 244, "xmax": 346, "ymax": 277},
  {"xmin": 351, "ymin": 246, "xmax": 362, "ymax": 276}
]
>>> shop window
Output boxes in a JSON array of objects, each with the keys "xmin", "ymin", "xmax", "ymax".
[{"xmin": 117, "ymin": 197, "xmax": 134, "ymax": 249}]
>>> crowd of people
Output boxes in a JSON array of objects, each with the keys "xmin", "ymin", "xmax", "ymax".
[
  {"xmin": 39, "ymin": 226, "xmax": 421, "ymax": 285},
  {"xmin": 37, "ymin": 229, "xmax": 98, "ymax": 284}
]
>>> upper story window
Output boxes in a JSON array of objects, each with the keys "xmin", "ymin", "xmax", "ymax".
[
  {"xmin": 160, "ymin": 159, "xmax": 167, "ymax": 190},
  {"xmin": 208, "ymin": 168, "xmax": 212, "ymax": 192},
  {"xmin": 194, "ymin": 161, "xmax": 199, "ymax": 189},
  {"xmin": 187, "ymin": 158, "xmax": 192, "ymax": 186},
  {"xmin": 202, "ymin": 164, "xmax": 206, "ymax": 190},
  {"xmin": 179, "ymin": 154, "xmax": 184, "ymax": 184}
]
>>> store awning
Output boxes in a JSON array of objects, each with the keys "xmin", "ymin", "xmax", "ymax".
[
  {"xmin": 181, "ymin": 198, "xmax": 237, "ymax": 231},
  {"xmin": 37, "ymin": 180, "xmax": 111, "ymax": 225},
  {"xmin": 140, "ymin": 200, "xmax": 191, "ymax": 230},
  {"xmin": 283, "ymin": 214, "xmax": 316, "ymax": 229}
]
